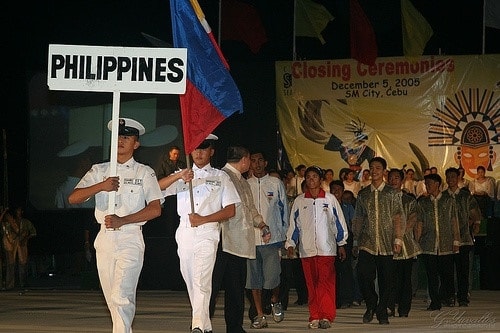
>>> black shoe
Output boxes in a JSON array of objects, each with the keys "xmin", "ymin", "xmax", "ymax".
[
  {"xmin": 387, "ymin": 308, "xmax": 395, "ymax": 317},
  {"xmin": 191, "ymin": 328, "xmax": 203, "ymax": 333},
  {"xmin": 459, "ymin": 301, "xmax": 469, "ymax": 307},
  {"xmin": 363, "ymin": 309, "xmax": 375, "ymax": 323},
  {"xmin": 379, "ymin": 318, "xmax": 390, "ymax": 325},
  {"xmin": 399, "ymin": 313, "xmax": 408, "ymax": 317},
  {"xmin": 427, "ymin": 304, "xmax": 441, "ymax": 311},
  {"xmin": 340, "ymin": 303, "xmax": 351, "ymax": 309},
  {"xmin": 442, "ymin": 298, "xmax": 455, "ymax": 307}
]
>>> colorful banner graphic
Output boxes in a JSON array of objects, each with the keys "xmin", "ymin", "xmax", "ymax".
[{"xmin": 276, "ymin": 55, "xmax": 500, "ymax": 181}]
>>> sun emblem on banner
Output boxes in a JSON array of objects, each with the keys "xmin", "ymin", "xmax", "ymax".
[{"xmin": 428, "ymin": 88, "xmax": 499, "ymax": 178}]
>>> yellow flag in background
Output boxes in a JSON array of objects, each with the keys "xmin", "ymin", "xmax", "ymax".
[
  {"xmin": 401, "ymin": 0, "xmax": 433, "ymax": 57},
  {"xmin": 295, "ymin": 0, "xmax": 334, "ymax": 44}
]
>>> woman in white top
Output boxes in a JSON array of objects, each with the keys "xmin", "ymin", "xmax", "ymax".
[
  {"xmin": 470, "ymin": 165, "xmax": 495, "ymax": 220},
  {"xmin": 402, "ymin": 168, "xmax": 418, "ymax": 197},
  {"xmin": 359, "ymin": 169, "xmax": 371, "ymax": 189},
  {"xmin": 343, "ymin": 169, "xmax": 361, "ymax": 198},
  {"xmin": 321, "ymin": 169, "xmax": 335, "ymax": 192}
]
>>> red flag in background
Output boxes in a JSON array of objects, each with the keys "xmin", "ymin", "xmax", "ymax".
[
  {"xmin": 170, "ymin": 0, "xmax": 243, "ymax": 154},
  {"xmin": 350, "ymin": 0, "xmax": 378, "ymax": 66},
  {"xmin": 221, "ymin": 0, "xmax": 268, "ymax": 54}
]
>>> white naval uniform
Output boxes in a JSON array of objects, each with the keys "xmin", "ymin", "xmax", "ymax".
[
  {"xmin": 76, "ymin": 157, "xmax": 164, "ymax": 333},
  {"xmin": 163, "ymin": 164, "xmax": 240, "ymax": 332}
]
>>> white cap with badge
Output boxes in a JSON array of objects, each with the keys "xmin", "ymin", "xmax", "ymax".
[
  {"xmin": 197, "ymin": 133, "xmax": 218, "ymax": 149},
  {"xmin": 107, "ymin": 118, "xmax": 146, "ymax": 136}
]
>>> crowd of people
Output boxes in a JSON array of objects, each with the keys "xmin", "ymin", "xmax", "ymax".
[
  {"xmin": 159, "ymin": 135, "xmax": 494, "ymax": 331},
  {"xmin": 7, "ymin": 116, "xmax": 498, "ymax": 332}
]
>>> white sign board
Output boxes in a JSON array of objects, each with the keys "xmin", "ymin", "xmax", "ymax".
[{"xmin": 48, "ymin": 44, "xmax": 187, "ymax": 94}]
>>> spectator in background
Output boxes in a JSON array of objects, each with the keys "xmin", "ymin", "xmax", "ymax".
[
  {"xmin": 343, "ymin": 169, "xmax": 361, "ymax": 198},
  {"xmin": 268, "ymin": 169, "xmax": 281, "ymax": 179},
  {"xmin": 284, "ymin": 169, "xmax": 297, "ymax": 205},
  {"xmin": 1, "ymin": 206, "xmax": 37, "ymax": 291},
  {"xmin": 321, "ymin": 169, "xmax": 335, "ymax": 192},
  {"xmin": 469, "ymin": 165, "xmax": 495, "ymax": 221},
  {"xmin": 342, "ymin": 190, "xmax": 357, "ymax": 208},
  {"xmin": 157, "ymin": 145, "xmax": 187, "ymax": 179},
  {"xmin": 359, "ymin": 169, "xmax": 371, "ymax": 189},
  {"xmin": 339, "ymin": 168, "xmax": 350, "ymax": 182},
  {"xmin": 292, "ymin": 165, "xmax": 307, "ymax": 197},
  {"xmin": 402, "ymin": 168, "xmax": 418, "ymax": 198},
  {"xmin": 457, "ymin": 167, "xmax": 471, "ymax": 190},
  {"xmin": 416, "ymin": 168, "xmax": 431, "ymax": 198}
]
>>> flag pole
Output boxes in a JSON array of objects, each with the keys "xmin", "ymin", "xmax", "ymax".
[
  {"xmin": 218, "ymin": 0, "xmax": 222, "ymax": 45},
  {"xmin": 293, "ymin": 0, "xmax": 297, "ymax": 60},
  {"xmin": 2, "ymin": 129, "xmax": 8, "ymax": 208},
  {"xmin": 482, "ymin": 0, "xmax": 486, "ymax": 55},
  {"xmin": 185, "ymin": 153, "xmax": 195, "ymax": 213},
  {"xmin": 107, "ymin": 91, "xmax": 120, "ymax": 216}
]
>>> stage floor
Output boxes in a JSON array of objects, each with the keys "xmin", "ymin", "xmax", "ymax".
[{"xmin": 0, "ymin": 288, "xmax": 498, "ymax": 332}]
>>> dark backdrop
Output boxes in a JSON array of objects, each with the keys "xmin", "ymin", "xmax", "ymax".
[{"xmin": 2, "ymin": 0, "xmax": 499, "ymax": 289}]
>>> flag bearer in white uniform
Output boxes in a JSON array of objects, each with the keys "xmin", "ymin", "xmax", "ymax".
[
  {"xmin": 68, "ymin": 118, "xmax": 164, "ymax": 333},
  {"xmin": 159, "ymin": 134, "xmax": 240, "ymax": 333}
]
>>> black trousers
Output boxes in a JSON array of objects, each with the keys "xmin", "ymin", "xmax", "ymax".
[
  {"xmin": 388, "ymin": 258, "xmax": 415, "ymax": 315},
  {"xmin": 279, "ymin": 258, "xmax": 308, "ymax": 309},
  {"xmin": 209, "ymin": 245, "xmax": 247, "ymax": 333},
  {"xmin": 422, "ymin": 254, "xmax": 455, "ymax": 308},
  {"xmin": 454, "ymin": 245, "xmax": 473, "ymax": 303},
  {"xmin": 335, "ymin": 247, "xmax": 354, "ymax": 307},
  {"xmin": 357, "ymin": 250, "xmax": 395, "ymax": 321}
]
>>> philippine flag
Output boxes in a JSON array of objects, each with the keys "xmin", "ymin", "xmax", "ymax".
[{"xmin": 170, "ymin": 0, "xmax": 244, "ymax": 154}]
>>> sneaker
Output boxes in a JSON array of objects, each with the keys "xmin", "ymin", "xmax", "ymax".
[
  {"xmin": 251, "ymin": 316, "xmax": 268, "ymax": 329},
  {"xmin": 271, "ymin": 302, "xmax": 284, "ymax": 322},
  {"xmin": 319, "ymin": 319, "xmax": 331, "ymax": 329},
  {"xmin": 308, "ymin": 319, "xmax": 320, "ymax": 329}
]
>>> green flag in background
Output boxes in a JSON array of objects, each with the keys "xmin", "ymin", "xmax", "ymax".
[{"xmin": 295, "ymin": 0, "xmax": 334, "ymax": 44}]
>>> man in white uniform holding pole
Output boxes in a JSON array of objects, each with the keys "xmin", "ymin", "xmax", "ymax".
[
  {"xmin": 69, "ymin": 118, "xmax": 164, "ymax": 333},
  {"xmin": 159, "ymin": 134, "xmax": 240, "ymax": 333}
]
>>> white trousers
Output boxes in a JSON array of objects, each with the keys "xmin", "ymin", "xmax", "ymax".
[
  {"xmin": 95, "ymin": 225, "xmax": 144, "ymax": 333},
  {"xmin": 176, "ymin": 223, "xmax": 219, "ymax": 332}
]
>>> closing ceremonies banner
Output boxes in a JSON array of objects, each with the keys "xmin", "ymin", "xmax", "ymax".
[{"xmin": 276, "ymin": 55, "xmax": 499, "ymax": 180}]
